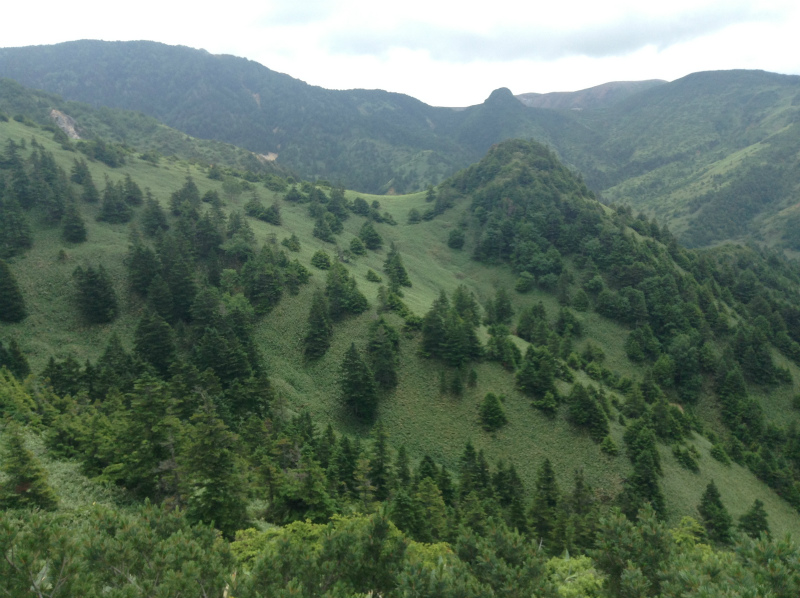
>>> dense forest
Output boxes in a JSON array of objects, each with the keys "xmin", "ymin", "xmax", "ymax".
[{"xmin": 4, "ymin": 89, "xmax": 800, "ymax": 597}]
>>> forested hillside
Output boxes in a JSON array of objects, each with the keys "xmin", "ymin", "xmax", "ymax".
[{"xmin": 5, "ymin": 101, "xmax": 800, "ymax": 596}]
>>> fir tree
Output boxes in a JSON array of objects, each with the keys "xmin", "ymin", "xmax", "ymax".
[
  {"xmin": 0, "ymin": 425, "xmax": 58, "ymax": 510},
  {"xmin": 383, "ymin": 243, "xmax": 411, "ymax": 290},
  {"xmin": 368, "ymin": 421, "xmax": 393, "ymax": 501},
  {"xmin": 0, "ymin": 259, "xmax": 27, "ymax": 322},
  {"xmin": 180, "ymin": 401, "xmax": 249, "ymax": 537},
  {"xmin": 303, "ymin": 289, "xmax": 333, "ymax": 360},
  {"xmin": 134, "ymin": 310, "xmax": 175, "ymax": 376},
  {"xmin": 738, "ymin": 498, "xmax": 770, "ymax": 539},
  {"xmin": 0, "ymin": 339, "xmax": 31, "ymax": 380},
  {"xmin": 123, "ymin": 174, "xmax": 144, "ymax": 206},
  {"xmin": 73, "ymin": 264, "xmax": 118, "ymax": 324},
  {"xmin": 0, "ymin": 195, "xmax": 34, "ymax": 258},
  {"xmin": 126, "ymin": 234, "xmax": 160, "ymax": 297},
  {"xmin": 479, "ymin": 392, "xmax": 508, "ymax": 431},
  {"xmin": 80, "ymin": 173, "xmax": 100, "ymax": 203},
  {"xmin": 530, "ymin": 458, "xmax": 559, "ymax": 550},
  {"xmin": 141, "ymin": 192, "xmax": 169, "ymax": 237},
  {"xmin": 61, "ymin": 201, "xmax": 87, "ymax": 243},
  {"xmin": 326, "ymin": 262, "xmax": 368, "ymax": 321},
  {"xmin": 698, "ymin": 480, "xmax": 732, "ymax": 544},
  {"xmin": 339, "ymin": 343, "xmax": 378, "ymax": 420},
  {"xmin": 97, "ymin": 177, "xmax": 133, "ymax": 224},
  {"xmin": 367, "ymin": 317, "xmax": 400, "ymax": 390},
  {"xmin": 359, "ymin": 220, "xmax": 383, "ymax": 250}
]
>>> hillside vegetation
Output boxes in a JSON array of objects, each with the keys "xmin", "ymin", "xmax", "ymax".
[{"xmin": 5, "ymin": 98, "xmax": 800, "ymax": 595}]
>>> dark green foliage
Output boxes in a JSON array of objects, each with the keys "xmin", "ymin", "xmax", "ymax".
[
  {"xmin": 0, "ymin": 259, "xmax": 27, "ymax": 322},
  {"xmin": 72, "ymin": 264, "xmax": 118, "ymax": 324},
  {"xmin": 97, "ymin": 177, "xmax": 133, "ymax": 223},
  {"xmin": 312, "ymin": 215, "xmax": 335, "ymax": 242},
  {"xmin": 0, "ymin": 195, "xmax": 34, "ymax": 258},
  {"xmin": 367, "ymin": 317, "xmax": 401, "ymax": 390},
  {"xmin": 304, "ymin": 289, "xmax": 333, "ymax": 360},
  {"xmin": 383, "ymin": 243, "xmax": 411, "ymax": 290},
  {"xmin": 141, "ymin": 192, "xmax": 169, "ymax": 237},
  {"xmin": 448, "ymin": 228, "xmax": 465, "ymax": 249},
  {"xmin": 516, "ymin": 346, "xmax": 557, "ymax": 404},
  {"xmin": 350, "ymin": 235, "xmax": 367, "ymax": 255},
  {"xmin": 738, "ymin": 498, "xmax": 770, "ymax": 539},
  {"xmin": 326, "ymin": 262, "xmax": 368, "ymax": 321},
  {"xmin": 339, "ymin": 343, "xmax": 378, "ymax": 420},
  {"xmin": 366, "ymin": 269, "xmax": 382, "ymax": 282},
  {"xmin": 0, "ymin": 425, "xmax": 58, "ymax": 510},
  {"xmin": 169, "ymin": 176, "xmax": 200, "ymax": 215},
  {"xmin": 698, "ymin": 480, "xmax": 732, "ymax": 544},
  {"xmin": 181, "ymin": 401, "xmax": 248, "ymax": 537},
  {"xmin": 421, "ymin": 290, "xmax": 482, "ymax": 366},
  {"xmin": 567, "ymin": 383, "xmax": 609, "ymax": 442},
  {"xmin": 485, "ymin": 325, "xmax": 522, "ymax": 371},
  {"xmin": 70, "ymin": 157, "xmax": 91, "ymax": 184},
  {"xmin": 484, "ymin": 287, "xmax": 514, "ymax": 326},
  {"xmin": 310, "ymin": 249, "xmax": 331, "ymax": 269},
  {"xmin": 281, "ymin": 232, "xmax": 301, "ymax": 252},
  {"xmin": 125, "ymin": 233, "xmax": 160, "ymax": 296},
  {"xmin": 123, "ymin": 173, "xmax": 143, "ymax": 206},
  {"xmin": 61, "ymin": 201, "xmax": 87, "ymax": 243},
  {"xmin": 530, "ymin": 458, "xmax": 559, "ymax": 549},
  {"xmin": 359, "ymin": 220, "xmax": 383, "ymax": 250},
  {"xmin": 133, "ymin": 311, "xmax": 175, "ymax": 376},
  {"xmin": 479, "ymin": 393, "xmax": 507, "ymax": 431},
  {"xmin": 0, "ymin": 339, "xmax": 30, "ymax": 379},
  {"xmin": 80, "ymin": 173, "xmax": 100, "ymax": 203}
]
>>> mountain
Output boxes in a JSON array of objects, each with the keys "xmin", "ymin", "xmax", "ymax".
[
  {"xmin": 2, "ymin": 41, "xmax": 800, "ymax": 250},
  {"xmin": 4, "ymin": 110, "xmax": 800, "ymax": 593},
  {"xmin": 516, "ymin": 80, "xmax": 666, "ymax": 110}
]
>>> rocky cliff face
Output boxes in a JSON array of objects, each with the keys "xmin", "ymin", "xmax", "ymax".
[{"xmin": 50, "ymin": 109, "xmax": 80, "ymax": 139}]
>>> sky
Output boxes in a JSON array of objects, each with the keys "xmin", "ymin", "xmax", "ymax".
[{"xmin": 4, "ymin": 0, "xmax": 800, "ymax": 106}]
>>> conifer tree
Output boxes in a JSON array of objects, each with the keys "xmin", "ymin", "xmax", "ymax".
[
  {"xmin": 367, "ymin": 317, "xmax": 400, "ymax": 390},
  {"xmin": 326, "ymin": 262, "xmax": 368, "ymax": 321},
  {"xmin": 97, "ymin": 177, "xmax": 133, "ymax": 223},
  {"xmin": 383, "ymin": 243, "xmax": 411, "ymax": 290},
  {"xmin": 80, "ymin": 172, "xmax": 100, "ymax": 203},
  {"xmin": 141, "ymin": 192, "xmax": 169, "ymax": 237},
  {"xmin": 479, "ymin": 393, "xmax": 508, "ymax": 431},
  {"xmin": 0, "ymin": 425, "xmax": 58, "ymax": 510},
  {"xmin": 123, "ymin": 174, "xmax": 144, "ymax": 206},
  {"xmin": 530, "ymin": 458, "xmax": 560, "ymax": 549},
  {"xmin": 0, "ymin": 339, "xmax": 31, "ymax": 380},
  {"xmin": 134, "ymin": 310, "xmax": 175, "ymax": 376},
  {"xmin": 73, "ymin": 264, "xmax": 118, "ymax": 324},
  {"xmin": 304, "ymin": 289, "xmax": 333, "ymax": 360},
  {"xmin": 339, "ymin": 343, "xmax": 378, "ymax": 420},
  {"xmin": 180, "ymin": 401, "xmax": 248, "ymax": 537},
  {"xmin": 359, "ymin": 220, "xmax": 383, "ymax": 250},
  {"xmin": 0, "ymin": 259, "xmax": 27, "ymax": 322},
  {"xmin": 698, "ymin": 480, "xmax": 732, "ymax": 544},
  {"xmin": 61, "ymin": 201, "xmax": 87, "ymax": 243},
  {"xmin": 738, "ymin": 498, "xmax": 770, "ymax": 539},
  {"xmin": 0, "ymin": 195, "xmax": 34, "ymax": 258},
  {"xmin": 126, "ymin": 234, "xmax": 160, "ymax": 297},
  {"xmin": 414, "ymin": 477, "xmax": 448, "ymax": 542}
]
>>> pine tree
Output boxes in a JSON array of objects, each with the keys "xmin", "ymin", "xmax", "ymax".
[
  {"xmin": 0, "ymin": 195, "xmax": 34, "ymax": 258},
  {"xmin": 738, "ymin": 498, "xmax": 770, "ymax": 539},
  {"xmin": 0, "ymin": 425, "xmax": 58, "ymax": 510},
  {"xmin": 123, "ymin": 174, "xmax": 144, "ymax": 206},
  {"xmin": 698, "ymin": 480, "xmax": 732, "ymax": 544},
  {"xmin": 339, "ymin": 343, "xmax": 378, "ymax": 420},
  {"xmin": 326, "ymin": 262, "xmax": 368, "ymax": 321},
  {"xmin": 73, "ymin": 264, "xmax": 118, "ymax": 324},
  {"xmin": 80, "ymin": 173, "xmax": 100, "ymax": 203},
  {"xmin": 383, "ymin": 243, "xmax": 411, "ymax": 290},
  {"xmin": 304, "ymin": 289, "xmax": 333, "ymax": 360},
  {"xmin": 97, "ymin": 177, "xmax": 133, "ymax": 223},
  {"xmin": 61, "ymin": 201, "xmax": 87, "ymax": 243},
  {"xmin": 0, "ymin": 259, "xmax": 27, "ymax": 322},
  {"xmin": 1, "ymin": 339, "xmax": 30, "ymax": 380}
]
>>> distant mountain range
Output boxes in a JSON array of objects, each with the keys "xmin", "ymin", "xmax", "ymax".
[{"xmin": 2, "ymin": 40, "xmax": 799, "ymax": 248}]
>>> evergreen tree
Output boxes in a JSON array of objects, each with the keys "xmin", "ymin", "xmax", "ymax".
[
  {"xmin": 0, "ymin": 339, "xmax": 30, "ymax": 380},
  {"xmin": 368, "ymin": 421, "xmax": 394, "ymax": 501},
  {"xmin": 383, "ymin": 243, "xmax": 411, "ymax": 290},
  {"xmin": 133, "ymin": 311, "xmax": 175, "ymax": 376},
  {"xmin": 70, "ymin": 157, "xmax": 91, "ymax": 184},
  {"xmin": 367, "ymin": 317, "xmax": 400, "ymax": 390},
  {"xmin": 414, "ymin": 477, "xmax": 448, "ymax": 542},
  {"xmin": 0, "ymin": 196, "xmax": 34, "ymax": 258},
  {"xmin": 698, "ymin": 480, "xmax": 732, "ymax": 544},
  {"xmin": 141, "ymin": 192, "xmax": 169, "ymax": 237},
  {"xmin": 123, "ymin": 174, "xmax": 144, "ymax": 206},
  {"xmin": 326, "ymin": 262, "xmax": 368, "ymax": 321},
  {"xmin": 61, "ymin": 201, "xmax": 87, "ymax": 243},
  {"xmin": 180, "ymin": 401, "xmax": 249, "ymax": 537},
  {"xmin": 567, "ymin": 383, "xmax": 609, "ymax": 442},
  {"xmin": 479, "ymin": 393, "xmax": 508, "ymax": 431},
  {"xmin": 80, "ymin": 172, "xmax": 100, "ymax": 203},
  {"xmin": 146, "ymin": 274, "xmax": 174, "ymax": 323},
  {"xmin": 738, "ymin": 498, "xmax": 770, "ymax": 539},
  {"xmin": 73, "ymin": 264, "xmax": 118, "ymax": 324},
  {"xmin": 0, "ymin": 425, "xmax": 58, "ymax": 510},
  {"xmin": 304, "ymin": 289, "xmax": 333, "ymax": 360},
  {"xmin": 339, "ymin": 343, "xmax": 378, "ymax": 420},
  {"xmin": 0, "ymin": 259, "xmax": 27, "ymax": 322},
  {"xmin": 359, "ymin": 220, "xmax": 383, "ymax": 250},
  {"xmin": 97, "ymin": 177, "xmax": 133, "ymax": 224},
  {"xmin": 126, "ymin": 234, "xmax": 161, "ymax": 297},
  {"xmin": 530, "ymin": 458, "xmax": 559, "ymax": 550}
]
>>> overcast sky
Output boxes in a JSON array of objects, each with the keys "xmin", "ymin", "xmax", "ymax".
[{"xmin": 5, "ymin": 0, "xmax": 800, "ymax": 106}]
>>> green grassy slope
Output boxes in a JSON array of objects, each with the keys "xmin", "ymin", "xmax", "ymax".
[{"xmin": 3, "ymin": 117, "xmax": 800, "ymax": 536}]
